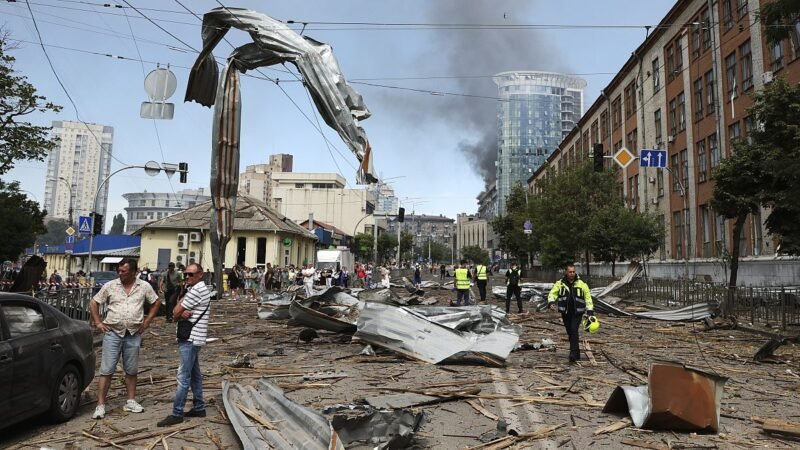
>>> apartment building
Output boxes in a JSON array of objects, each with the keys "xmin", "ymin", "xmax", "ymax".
[{"xmin": 529, "ymin": 0, "xmax": 799, "ymax": 263}]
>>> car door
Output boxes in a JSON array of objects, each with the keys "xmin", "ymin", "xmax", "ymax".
[
  {"xmin": 0, "ymin": 315, "xmax": 13, "ymax": 424},
  {"xmin": 3, "ymin": 301, "xmax": 65, "ymax": 418}
]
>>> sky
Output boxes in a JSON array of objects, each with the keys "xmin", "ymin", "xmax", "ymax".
[{"xmin": 2, "ymin": 0, "xmax": 677, "ymax": 225}]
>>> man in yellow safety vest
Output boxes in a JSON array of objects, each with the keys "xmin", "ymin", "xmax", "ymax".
[
  {"xmin": 473, "ymin": 262, "xmax": 488, "ymax": 303},
  {"xmin": 454, "ymin": 259, "xmax": 471, "ymax": 306}
]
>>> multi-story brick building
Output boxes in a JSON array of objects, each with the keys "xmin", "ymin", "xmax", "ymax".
[{"xmin": 529, "ymin": 0, "xmax": 799, "ymax": 265}]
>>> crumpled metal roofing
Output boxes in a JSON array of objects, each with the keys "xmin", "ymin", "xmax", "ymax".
[
  {"xmin": 223, "ymin": 379, "xmax": 345, "ymax": 450},
  {"xmin": 289, "ymin": 287, "xmax": 362, "ymax": 333},
  {"xmin": 355, "ymin": 302, "xmax": 520, "ymax": 366},
  {"xmin": 593, "ymin": 299, "xmax": 718, "ymax": 321}
]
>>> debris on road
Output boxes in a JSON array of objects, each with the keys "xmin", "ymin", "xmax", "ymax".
[
  {"xmin": 257, "ymin": 292, "xmax": 294, "ymax": 320},
  {"xmin": 753, "ymin": 335, "xmax": 800, "ymax": 362},
  {"xmin": 323, "ymin": 404, "xmax": 424, "ymax": 449},
  {"xmin": 289, "ymin": 288, "xmax": 362, "ymax": 333},
  {"xmin": 602, "ymin": 360, "xmax": 728, "ymax": 432}
]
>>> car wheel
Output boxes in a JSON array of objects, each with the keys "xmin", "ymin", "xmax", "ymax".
[{"xmin": 48, "ymin": 365, "xmax": 82, "ymax": 422}]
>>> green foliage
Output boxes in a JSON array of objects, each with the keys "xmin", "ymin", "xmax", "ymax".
[
  {"xmin": 461, "ymin": 245, "xmax": 489, "ymax": 265},
  {"xmin": 0, "ymin": 35, "xmax": 62, "ymax": 175},
  {"xmin": 759, "ymin": 0, "xmax": 800, "ymax": 44},
  {"xmin": 354, "ymin": 232, "xmax": 373, "ymax": 258},
  {"xmin": 0, "ymin": 180, "xmax": 47, "ymax": 261},
  {"xmin": 587, "ymin": 207, "xmax": 664, "ymax": 266},
  {"xmin": 428, "ymin": 241, "xmax": 450, "ymax": 263},
  {"xmin": 37, "ymin": 217, "xmax": 71, "ymax": 245},
  {"xmin": 399, "ymin": 231, "xmax": 414, "ymax": 260},
  {"xmin": 109, "ymin": 213, "xmax": 125, "ymax": 234},
  {"xmin": 490, "ymin": 183, "xmax": 534, "ymax": 263},
  {"xmin": 376, "ymin": 232, "xmax": 397, "ymax": 262}
]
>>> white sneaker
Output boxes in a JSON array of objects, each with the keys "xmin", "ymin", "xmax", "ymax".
[
  {"xmin": 92, "ymin": 404, "xmax": 106, "ymax": 419},
  {"xmin": 123, "ymin": 399, "xmax": 144, "ymax": 413}
]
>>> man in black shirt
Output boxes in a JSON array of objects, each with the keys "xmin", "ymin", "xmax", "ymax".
[{"xmin": 505, "ymin": 262, "xmax": 523, "ymax": 313}]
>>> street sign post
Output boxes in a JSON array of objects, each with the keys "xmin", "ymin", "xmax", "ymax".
[
  {"xmin": 523, "ymin": 220, "xmax": 532, "ymax": 235},
  {"xmin": 639, "ymin": 149, "xmax": 668, "ymax": 168},
  {"xmin": 65, "ymin": 226, "xmax": 75, "ymax": 236},
  {"xmin": 78, "ymin": 216, "xmax": 93, "ymax": 234},
  {"xmin": 613, "ymin": 147, "xmax": 636, "ymax": 169}
]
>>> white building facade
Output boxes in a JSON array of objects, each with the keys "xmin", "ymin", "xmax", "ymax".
[{"xmin": 123, "ymin": 188, "xmax": 211, "ymax": 234}]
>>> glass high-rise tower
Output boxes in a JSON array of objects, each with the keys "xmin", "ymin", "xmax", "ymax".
[{"xmin": 493, "ymin": 71, "xmax": 585, "ymax": 215}]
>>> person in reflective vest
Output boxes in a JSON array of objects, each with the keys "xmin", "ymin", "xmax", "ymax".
[
  {"xmin": 473, "ymin": 262, "xmax": 488, "ymax": 303},
  {"xmin": 547, "ymin": 264, "xmax": 594, "ymax": 363},
  {"xmin": 505, "ymin": 262, "xmax": 522, "ymax": 313},
  {"xmin": 454, "ymin": 260, "xmax": 471, "ymax": 306}
]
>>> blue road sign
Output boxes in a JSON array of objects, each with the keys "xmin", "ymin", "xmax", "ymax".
[
  {"xmin": 78, "ymin": 216, "xmax": 93, "ymax": 234},
  {"xmin": 639, "ymin": 149, "xmax": 667, "ymax": 168},
  {"xmin": 65, "ymin": 235, "xmax": 74, "ymax": 244}
]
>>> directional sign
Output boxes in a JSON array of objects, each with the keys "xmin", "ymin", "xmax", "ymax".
[
  {"xmin": 78, "ymin": 216, "xmax": 92, "ymax": 234},
  {"xmin": 65, "ymin": 235, "xmax": 74, "ymax": 244},
  {"xmin": 613, "ymin": 147, "xmax": 636, "ymax": 169},
  {"xmin": 523, "ymin": 220, "xmax": 533, "ymax": 235},
  {"xmin": 639, "ymin": 149, "xmax": 668, "ymax": 168},
  {"xmin": 65, "ymin": 226, "xmax": 75, "ymax": 236}
]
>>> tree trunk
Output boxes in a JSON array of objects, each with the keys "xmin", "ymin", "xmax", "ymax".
[
  {"xmin": 611, "ymin": 259, "xmax": 616, "ymax": 277},
  {"xmin": 725, "ymin": 213, "xmax": 748, "ymax": 316},
  {"xmin": 584, "ymin": 249, "xmax": 591, "ymax": 278}
]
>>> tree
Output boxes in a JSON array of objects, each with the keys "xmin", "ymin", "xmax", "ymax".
[
  {"xmin": 0, "ymin": 180, "xmax": 47, "ymax": 261},
  {"xmin": 760, "ymin": 0, "xmax": 800, "ymax": 44},
  {"xmin": 37, "ymin": 217, "xmax": 71, "ymax": 245},
  {"xmin": 490, "ymin": 183, "xmax": 534, "ymax": 265},
  {"xmin": 461, "ymin": 245, "xmax": 489, "ymax": 265},
  {"xmin": 354, "ymin": 232, "xmax": 373, "ymax": 259},
  {"xmin": 429, "ymin": 241, "xmax": 449, "ymax": 263},
  {"xmin": 0, "ymin": 34, "xmax": 62, "ymax": 175},
  {"xmin": 399, "ymin": 231, "xmax": 414, "ymax": 261},
  {"xmin": 376, "ymin": 233, "xmax": 397, "ymax": 263},
  {"xmin": 586, "ymin": 206, "xmax": 664, "ymax": 276},
  {"xmin": 109, "ymin": 213, "xmax": 125, "ymax": 234}
]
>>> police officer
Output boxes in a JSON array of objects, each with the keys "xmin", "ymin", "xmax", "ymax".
[
  {"xmin": 473, "ymin": 261, "xmax": 488, "ymax": 303},
  {"xmin": 547, "ymin": 264, "xmax": 594, "ymax": 363},
  {"xmin": 505, "ymin": 262, "xmax": 522, "ymax": 313},
  {"xmin": 454, "ymin": 260, "xmax": 471, "ymax": 306}
]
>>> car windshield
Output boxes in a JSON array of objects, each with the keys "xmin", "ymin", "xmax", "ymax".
[{"xmin": 92, "ymin": 271, "xmax": 117, "ymax": 283}]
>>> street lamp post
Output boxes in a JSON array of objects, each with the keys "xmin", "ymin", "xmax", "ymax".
[
  {"xmin": 86, "ymin": 161, "xmax": 186, "ymax": 273},
  {"xmin": 54, "ymin": 177, "xmax": 74, "ymax": 277}
]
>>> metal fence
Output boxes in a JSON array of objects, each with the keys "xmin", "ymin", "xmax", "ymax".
[{"xmin": 1, "ymin": 284, "xmax": 96, "ymax": 321}]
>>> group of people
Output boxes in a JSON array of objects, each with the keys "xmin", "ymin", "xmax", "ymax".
[{"xmin": 90, "ymin": 257, "xmax": 211, "ymax": 426}]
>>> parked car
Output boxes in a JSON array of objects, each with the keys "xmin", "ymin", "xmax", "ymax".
[
  {"xmin": 90, "ymin": 271, "xmax": 117, "ymax": 295},
  {"xmin": 0, "ymin": 292, "xmax": 96, "ymax": 429}
]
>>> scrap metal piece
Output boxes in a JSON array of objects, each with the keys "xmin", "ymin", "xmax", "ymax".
[
  {"xmin": 303, "ymin": 369, "xmax": 348, "ymax": 381},
  {"xmin": 409, "ymin": 305, "xmax": 516, "ymax": 333},
  {"xmin": 593, "ymin": 300, "xmax": 718, "ymax": 321},
  {"xmin": 289, "ymin": 288, "xmax": 362, "ymax": 333},
  {"xmin": 364, "ymin": 393, "xmax": 440, "ymax": 409},
  {"xmin": 257, "ymin": 292, "xmax": 294, "ymax": 320},
  {"xmin": 222, "ymin": 379, "xmax": 345, "ymax": 450},
  {"xmin": 323, "ymin": 404, "xmax": 424, "ymax": 450},
  {"xmin": 602, "ymin": 360, "xmax": 728, "ymax": 433},
  {"xmin": 355, "ymin": 302, "xmax": 520, "ymax": 366}
]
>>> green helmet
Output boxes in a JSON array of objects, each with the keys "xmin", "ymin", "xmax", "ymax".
[{"xmin": 583, "ymin": 315, "xmax": 600, "ymax": 333}]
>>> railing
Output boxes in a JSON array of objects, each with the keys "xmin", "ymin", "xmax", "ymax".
[{"xmin": 2, "ymin": 282, "xmax": 96, "ymax": 322}]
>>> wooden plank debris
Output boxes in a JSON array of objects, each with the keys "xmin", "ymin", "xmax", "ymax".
[
  {"xmin": 593, "ymin": 417, "xmax": 632, "ymax": 435},
  {"xmin": 466, "ymin": 399, "xmax": 500, "ymax": 421}
]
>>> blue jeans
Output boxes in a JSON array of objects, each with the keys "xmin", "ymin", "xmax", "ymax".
[
  {"xmin": 173, "ymin": 340, "xmax": 204, "ymax": 416},
  {"xmin": 456, "ymin": 289, "xmax": 470, "ymax": 306}
]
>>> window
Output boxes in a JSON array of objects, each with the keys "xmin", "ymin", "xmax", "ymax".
[
  {"xmin": 722, "ymin": 0, "xmax": 733, "ymax": 30},
  {"xmin": 680, "ymin": 149, "xmax": 689, "ymax": 189},
  {"xmin": 600, "ymin": 111, "xmax": 609, "ymax": 139},
  {"xmin": 629, "ymin": 175, "xmax": 638, "ymax": 209},
  {"xmin": 691, "ymin": 20, "xmax": 701, "ymax": 59},
  {"xmin": 625, "ymin": 81, "xmax": 636, "ymax": 119},
  {"xmin": 725, "ymin": 52, "xmax": 737, "ymax": 99},
  {"xmin": 654, "ymin": 109, "xmax": 663, "ymax": 145},
  {"xmin": 652, "ymin": 57, "xmax": 661, "ymax": 90},
  {"xmin": 671, "ymin": 154, "xmax": 680, "ymax": 192},
  {"xmin": 715, "ymin": 213, "xmax": 727, "ymax": 253},
  {"xmin": 728, "ymin": 121, "xmax": 741, "ymax": 143},
  {"xmin": 674, "ymin": 37, "xmax": 684, "ymax": 75},
  {"xmin": 702, "ymin": 8, "xmax": 712, "ymax": 49},
  {"xmin": 591, "ymin": 120, "xmax": 599, "ymax": 144},
  {"xmin": 165, "ymin": 200, "xmax": 170, "ymax": 207},
  {"xmin": 738, "ymin": 42, "xmax": 753, "ymax": 92},
  {"xmin": 709, "ymin": 134, "xmax": 720, "ymax": 167},
  {"xmin": 697, "ymin": 139, "xmax": 707, "ymax": 182},
  {"xmin": 669, "ymin": 98, "xmax": 677, "ymax": 135},
  {"xmin": 678, "ymin": 91, "xmax": 686, "ymax": 131},
  {"xmin": 705, "ymin": 70, "xmax": 716, "ymax": 114},
  {"xmin": 793, "ymin": 20, "xmax": 800, "ymax": 50},
  {"xmin": 3, "ymin": 304, "xmax": 46, "ymax": 337},
  {"xmin": 701, "ymin": 204, "xmax": 712, "ymax": 257},
  {"xmin": 612, "ymin": 96, "xmax": 622, "ymax": 130},
  {"xmin": 694, "ymin": 78, "xmax": 704, "ymax": 121},
  {"xmin": 626, "ymin": 129, "xmax": 638, "ymax": 151},
  {"xmin": 736, "ymin": 0, "xmax": 748, "ymax": 20},
  {"xmin": 771, "ymin": 41, "xmax": 784, "ymax": 72},
  {"xmin": 657, "ymin": 170, "xmax": 664, "ymax": 197},
  {"xmin": 666, "ymin": 44, "xmax": 675, "ymax": 81},
  {"xmin": 674, "ymin": 211, "xmax": 684, "ymax": 260},
  {"xmin": 744, "ymin": 115, "xmax": 755, "ymax": 145}
]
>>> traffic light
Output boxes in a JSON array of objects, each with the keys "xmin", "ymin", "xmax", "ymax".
[
  {"xmin": 92, "ymin": 213, "xmax": 104, "ymax": 236},
  {"xmin": 179, "ymin": 162, "xmax": 188, "ymax": 183},
  {"xmin": 593, "ymin": 143, "xmax": 604, "ymax": 172},
  {"xmin": 398, "ymin": 207, "xmax": 405, "ymax": 223}
]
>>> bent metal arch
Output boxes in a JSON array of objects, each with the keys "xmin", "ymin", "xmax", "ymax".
[{"xmin": 185, "ymin": 7, "xmax": 378, "ymax": 290}]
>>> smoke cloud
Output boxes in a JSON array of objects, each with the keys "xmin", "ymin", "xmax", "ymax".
[{"xmin": 374, "ymin": 0, "xmax": 569, "ymax": 189}]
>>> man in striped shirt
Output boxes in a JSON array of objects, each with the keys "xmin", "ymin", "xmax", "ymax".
[{"xmin": 157, "ymin": 262, "xmax": 211, "ymax": 426}]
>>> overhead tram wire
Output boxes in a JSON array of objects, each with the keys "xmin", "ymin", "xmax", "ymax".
[{"xmin": 22, "ymin": 0, "xmax": 130, "ymax": 169}]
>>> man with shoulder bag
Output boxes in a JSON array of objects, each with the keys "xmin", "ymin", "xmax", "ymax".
[{"xmin": 157, "ymin": 263, "xmax": 211, "ymax": 426}]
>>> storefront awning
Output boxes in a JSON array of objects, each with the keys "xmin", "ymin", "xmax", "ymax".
[{"xmin": 100, "ymin": 257, "xmax": 123, "ymax": 264}]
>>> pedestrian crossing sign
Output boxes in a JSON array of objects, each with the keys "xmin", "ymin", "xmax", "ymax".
[{"xmin": 78, "ymin": 216, "xmax": 92, "ymax": 234}]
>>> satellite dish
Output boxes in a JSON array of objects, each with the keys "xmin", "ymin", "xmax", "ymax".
[
  {"xmin": 143, "ymin": 67, "xmax": 177, "ymax": 102},
  {"xmin": 144, "ymin": 161, "xmax": 161, "ymax": 177}
]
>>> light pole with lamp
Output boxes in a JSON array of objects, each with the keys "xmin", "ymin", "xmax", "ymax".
[{"xmin": 86, "ymin": 161, "xmax": 187, "ymax": 273}]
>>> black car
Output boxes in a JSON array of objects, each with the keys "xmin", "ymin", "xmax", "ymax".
[
  {"xmin": 91, "ymin": 271, "xmax": 118, "ymax": 295},
  {"xmin": 0, "ymin": 293, "xmax": 96, "ymax": 428}
]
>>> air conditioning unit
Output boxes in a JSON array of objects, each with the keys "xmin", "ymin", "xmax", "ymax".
[
  {"xmin": 175, "ymin": 254, "xmax": 185, "ymax": 265},
  {"xmin": 176, "ymin": 233, "xmax": 189, "ymax": 250},
  {"xmin": 188, "ymin": 251, "xmax": 198, "ymax": 263},
  {"xmin": 189, "ymin": 231, "xmax": 202, "ymax": 242},
  {"xmin": 651, "ymin": 198, "xmax": 659, "ymax": 205},
  {"xmin": 762, "ymin": 71, "xmax": 774, "ymax": 85},
  {"xmin": 667, "ymin": 135, "xmax": 675, "ymax": 143},
  {"xmin": 648, "ymin": 177, "xmax": 656, "ymax": 184}
]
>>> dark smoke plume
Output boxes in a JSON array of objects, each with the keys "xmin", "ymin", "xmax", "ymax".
[{"xmin": 374, "ymin": 1, "xmax": 569, "ymax": 189}]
